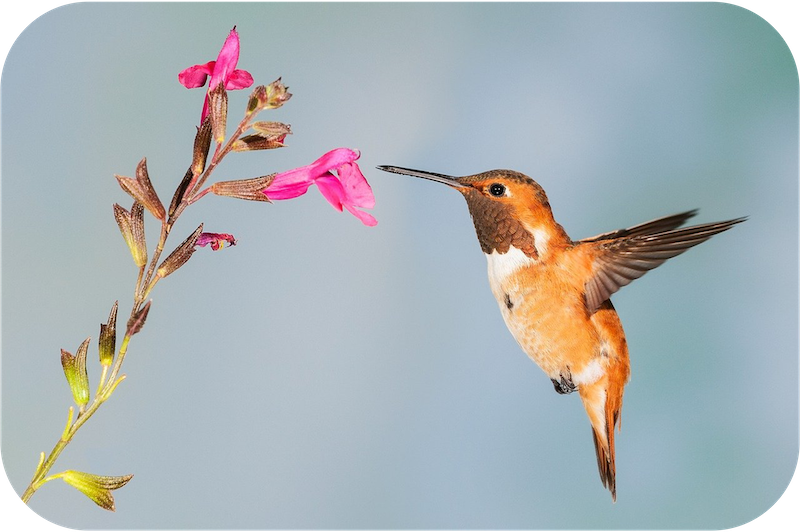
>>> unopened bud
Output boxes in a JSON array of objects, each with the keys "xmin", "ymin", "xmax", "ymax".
[
  {"xmin": 264, "ymin": 78, "xmax": 292, "ymax": 109},
  {"xmin": 193, "ymin": 117, "xmax": 213, "ymax": 175},
  {"xmin": 156, "ymin": 225, "xmax": 203, "ymax": 278},
  {"xmin": 126, "ymin": 300, "xmax": 151, "ymax": 337},
  {"xmin": 61, "ymin": 338, "xmax": 91, "ymax": 407},
  {"xmin": 60, "ymin": 470, "xmax": 133, "ymax": 512},
  {"xmin": 232, "ymin": 134, "xmax": 287, "ymax": 152},
  {"xmin": 98, "ymin": 301, "xmax": 118, "ymax": 367},
  {"xmin": 246, "ymin": 78, "xmax": 292, "ymax": 115},
  {"xmin": 169, "ymin": 168, "xmax": 194, "ymax": 220},
  {"xmin": 115, "ymin": 158, "xmax": 166, "ymax": 221}
]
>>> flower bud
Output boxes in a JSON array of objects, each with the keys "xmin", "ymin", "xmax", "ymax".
[
  {"xmin": 252, "ymin": 121, "xmax": 292, "ymax": 138},
  {"xmin": 264, "ymin": 78, "xmax": 292, "ymax": 109},
  {"xmin": 113, "ymin": 203, "xmax": 147, "ymax": 267},
  {"xmin": 246, "ymin": 78, "xmax": 292, "ymax": 114},
  {"xmin": 126, "ymin": 300, "xmax": 151, "ymax": 337},
  {"xmin": 156, "ymin": 225, "xmax": 203, "ymax": 278},
  {"xmin": 61, "ymin": 338, "xmax": 90, "ymax": 408},
  {"xmin": 193, "ymin": 117, "xmax": 213, "ymax": 175},
  {"xmin": 232, "ymin": 121, "xmax": 291, "ymax": 152},
  {"xmin": 168, "ymin": 167, "xmax": 194, "ymax": 220},
  {"xmin": 232, "ymin": 134, "xmax": 287, "ymax": 152},
  {"xmin": 98, "ymin": 301, "xmax": 118, "ymax": 367},
  {"xmin": 60, "ymin": 470, "xmax": 133, "ymax": 511},
  {"xmin": 115, "ymin": 158, "xmax": 166, "ymax": 221},
  {"xmin": 113, "ymin": 204, "xmax": 136, "ymax": 265}
]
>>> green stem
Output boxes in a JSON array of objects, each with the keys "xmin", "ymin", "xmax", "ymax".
[{"xmin": 22, "ymin": 389, "xmax": 109, "ymax": 503}]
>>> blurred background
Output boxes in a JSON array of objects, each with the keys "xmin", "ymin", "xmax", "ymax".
[{"xmin": 2, "ymin": 2, "xmax": 797, "ymax": 529}]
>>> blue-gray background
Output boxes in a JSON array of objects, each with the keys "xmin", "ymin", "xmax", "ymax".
[{"xmin": 2, "ymin": 2, "xmax": 797, "ymax": 529}]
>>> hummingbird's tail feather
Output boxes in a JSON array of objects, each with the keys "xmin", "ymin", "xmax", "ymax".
[
  {"xmin": 580, "ymin": 377, "xmax": 622, "ymax": 502},
  {"xmin": 581, "ymin": 301, "xmax": 631, "ymax": 502},
  {"xmin": 590, "ymin": 418, "xmax": 616, "ymax": 500}
]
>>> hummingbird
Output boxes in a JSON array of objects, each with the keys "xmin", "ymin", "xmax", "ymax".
[{"xmin": 378, "ymin": 165, "xmax": 744, "ymax": 501}]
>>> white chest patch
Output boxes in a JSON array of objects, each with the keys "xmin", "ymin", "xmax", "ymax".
[{"xmin": 485, "ymin": 245, "xmax": 537, "ymax": 286}]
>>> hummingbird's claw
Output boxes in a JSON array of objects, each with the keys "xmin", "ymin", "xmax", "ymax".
[{"xmin": 552, "ymin": 371, "xmax": 578, "ymax": 395}]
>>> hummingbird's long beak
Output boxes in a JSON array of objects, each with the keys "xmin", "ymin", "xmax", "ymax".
[{"xmin": 376, "ymin": 165, "xmax": 467, "ymax": 189}]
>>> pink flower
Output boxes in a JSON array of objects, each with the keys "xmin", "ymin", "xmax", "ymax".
[
  {"xmin": 196, "ymin": 232, "xmax": 237, "ymax": 251},
  {"xmin": 178, "ymin": 27, "xmax": 254, "ymax": 122},
  {"xmin": 264, "ymin": 148, "xmax": 377, "ymax": 226}
]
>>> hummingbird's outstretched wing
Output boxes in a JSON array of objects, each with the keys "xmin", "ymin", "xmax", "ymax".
[{"xmin": 581, "ymin": 215, "xmax": 746, "ymax": 313}]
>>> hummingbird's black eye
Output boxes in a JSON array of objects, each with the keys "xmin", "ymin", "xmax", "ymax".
[{"xmin": 489, "ymin": 183, "xmax": 506, "ymax": 197}]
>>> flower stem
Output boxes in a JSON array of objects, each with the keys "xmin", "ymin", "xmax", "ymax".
[
  {"xmin": 21, "ymin": 94, "xmax": 257, "ymax": 506},
  {"xmin": 139, "ymin": 222, "xmax": 170, "ymax": 304}
]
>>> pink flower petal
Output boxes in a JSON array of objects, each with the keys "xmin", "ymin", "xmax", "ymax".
[
  {"xmin": 345, "ymin": 204, "xmax": 378, "ymax": 226},
  {"xmin": 266, "ymin": 166, "xmax": 315, "ymax": 191},
  {"xmin": 310, "ymin": 148, "xmax": 360, "ymax": 176},
  {"xmin": 225, "ymin": 69, "xmax": 254, "ymax": 90},
  {"xmin": 178, "ymin": 61, "xmax": 215, "ymax": 88},
  {"xmin": 264, "ymin": 179, "xmax": 314, "ymax": 201},
  {"xmin": 315, "ymin": 174, "xmax": 346, "ymax": 212},
  {"xmin": 208, "ymin": 28, "xmax": 242, "ymax": 91},
  {"xmin": 338, "ymin": 162, "xmax": 375, "ymax": 209},
  {"xmin": 264, "ymin": 148, "xmax": 357, "ymax": 194}
]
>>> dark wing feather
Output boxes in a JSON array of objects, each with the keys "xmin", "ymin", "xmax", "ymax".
[
  {"xmin": 580, "ymin": 210, "xmax": 699, "ymax": 242},
  {"xmin": 582, "ymin": 216, "xmax": 746, "ymax": 313}
]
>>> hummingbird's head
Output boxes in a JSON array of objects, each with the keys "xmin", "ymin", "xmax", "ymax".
[{"xmin": 378, "ymin": 166, "xmax": 564, "ymax": 258}]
